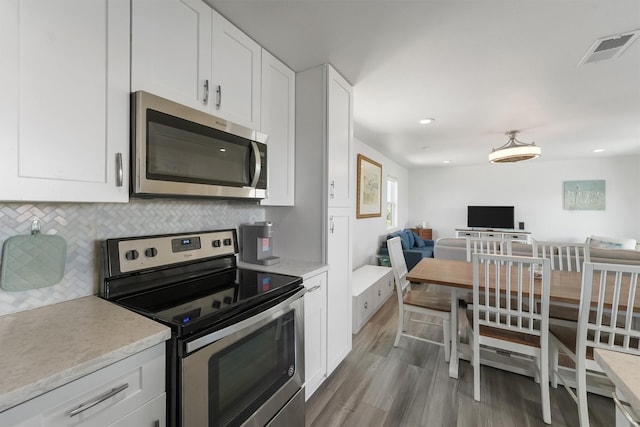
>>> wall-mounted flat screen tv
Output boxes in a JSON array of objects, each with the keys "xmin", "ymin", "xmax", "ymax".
[{"xmin": 467, "ymin": 206, "xmax": 514, "ymax": 229}]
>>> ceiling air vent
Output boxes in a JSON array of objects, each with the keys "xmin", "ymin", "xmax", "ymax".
[{"xmin": 577, "ymin": 30, "xmax": 640, "ymax": 66}]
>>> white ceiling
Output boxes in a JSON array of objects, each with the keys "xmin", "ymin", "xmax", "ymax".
[{"xmin": 208, "ymin": 0, "xmax": 640, "ymax": 168}]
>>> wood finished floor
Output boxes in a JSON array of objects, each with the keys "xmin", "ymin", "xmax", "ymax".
[{"xmin": 305, "ymin": 285, "xmax": 614, "ymax": 427}]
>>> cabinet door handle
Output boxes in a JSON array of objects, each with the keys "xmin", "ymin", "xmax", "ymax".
[
  {"xmin": 68, "ymin": 383, "xmax": 129, "ymax": 417},
  {"xmin": 330, "ymin": 216, "xmax": 334, "ymax": 234},
  {"xmin": 153, "ymin": 420, "xmax": 160, "ymax": 427},
  {"xmin": 307, "ymin": 285, "xmax": 321, "ymax": 293},
  {"xmin": 330, "ymin": 180, "xmax": 335, "ymax": 199},
  {"xmin": 115, "ymin": 153, "xmax": 123, "ymax": 187},
  {"xmin": 216, "ymin": 85, "xmax": 222, "ymax": 108},
  {"xmin": 203, "ymin": 79, "xmax": 209, "ymax": 105}
]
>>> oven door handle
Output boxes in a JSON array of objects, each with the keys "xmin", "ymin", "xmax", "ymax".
[{"xmin": 186, "ymin": 287, "xmax": 306, "ymax": 354}]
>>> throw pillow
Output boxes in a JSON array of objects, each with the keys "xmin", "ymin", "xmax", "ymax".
[
  {"xmin": 413, "ymin": 232, "xmax": 426, "ymax": 247},
  {"xmin": 588, "ymin": 235, "xmax": 637, "ymax": 250},
  {"xmin": 391, "ymin": 232, "xmax": 410, "ymax": 250},
  {"xmin": 404, "ymin": 229, "xmax": 415, "ymax": 248}
]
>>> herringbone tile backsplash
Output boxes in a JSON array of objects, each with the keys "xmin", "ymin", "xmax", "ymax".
[{"xmin": 0, "ymin": 200, "xmax": 264, "ymax": 315}]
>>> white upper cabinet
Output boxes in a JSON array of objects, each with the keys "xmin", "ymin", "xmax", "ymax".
[
  {"xmin": 260, "ymin": 50, "xmax": 295, "ymax": 206},
  {"xmin": 326, "ymin": 66, "xmax": 354, "ymax": 208},
  {"xmin": 211, "ymin": 10, "xmax": 261, "ymax": 129},
  {"xmin": 0, "ymin": 0, "xmax": 130, "ymax": 203},
  {"xmin": 131, "ymin": 1, "xmax": 261, "ymax": 130},
  {"xmin": 131, "ymin": 0, "xmax": 212, "ymax": 112}
]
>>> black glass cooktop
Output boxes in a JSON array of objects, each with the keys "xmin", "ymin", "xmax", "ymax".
[{"xmin": 114, "ymin": 268, "xmax": 302, "ymax": 335}]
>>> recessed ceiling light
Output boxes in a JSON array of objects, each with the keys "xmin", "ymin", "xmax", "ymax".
[
  {"xmin": 443, "ymin": 160, "xmax": 451, "ymax": 164},
  {"xmin": 419, "ymin": 118, "xmax": 435, "ymax": 125},
  {"xmin": 593, "ymin": 148, "xmax": 605, "ymax": 153}
]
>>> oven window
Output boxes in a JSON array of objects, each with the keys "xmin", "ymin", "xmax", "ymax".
[
  {"xmin": 146, "ymin": 109, "xmax": 252, "ymax": 187},
  {"xmin": 208, "ymin": 311, "xmax": 295, "ymax": 427}
]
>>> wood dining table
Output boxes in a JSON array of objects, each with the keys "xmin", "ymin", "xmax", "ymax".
[{"xmin": 406, "ymin": 257, "xmax": 640, "ymax": 379}]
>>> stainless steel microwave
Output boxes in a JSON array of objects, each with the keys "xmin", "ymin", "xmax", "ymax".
[{"xmin": 131, "ymin": 91, "xmax": 267, "ymax": 200}]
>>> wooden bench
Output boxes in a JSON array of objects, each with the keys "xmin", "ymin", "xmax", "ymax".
[{"xmin": 352, "ymin": 265, "xmax": 394, "ymax": 334}]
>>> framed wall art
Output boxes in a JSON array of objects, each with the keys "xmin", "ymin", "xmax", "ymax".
[
  {"xmin": 356, "ymin": 154, "xmax": 382, "ymax": 218},
  {"xmin": 563, "ymin": 180, "xmax": 605, "ymax": 210}
]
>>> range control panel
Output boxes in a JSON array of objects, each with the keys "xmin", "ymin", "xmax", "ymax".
[{"xmin": 115, "ymin": 230, "xmax": 237, "ymax": 273}]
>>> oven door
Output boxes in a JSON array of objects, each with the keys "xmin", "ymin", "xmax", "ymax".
[{"xmin": 181, "ymin": 289, "xmax": 304, "ymax": 427}]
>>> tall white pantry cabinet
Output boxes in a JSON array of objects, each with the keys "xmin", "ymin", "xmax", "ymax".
[{"xmin": 267, "ymin": 64, "xmax": 354, "ymax": 398}]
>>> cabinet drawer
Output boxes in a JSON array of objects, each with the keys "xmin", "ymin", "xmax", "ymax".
[
  {"xmin": 506, "ymin": 233, "xmax": 529, "ymax": 241},
  {"xmin": 458, "ymin": 231, "xmax": 479, "ymax": 238},
  {"xmin": 479, "ymin": 232, "xmax": 499, "ymax": 238},
  {"xmin": 1, "ymin": 344, "xmax": 165, "ymax": 427},
  {"xmin": 373, "ymin": 271, "xmax": 394, "ymax": 308},
  {"xmin": 352, "ymin": 287, "xmax": 374, "ymax": 334}
]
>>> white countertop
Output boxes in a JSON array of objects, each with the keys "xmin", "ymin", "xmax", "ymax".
[
  {"xmin": 594, "ymin": 348, "xmax": 640, "ymax": 413},
  {"xmin": 0, "ymin": 296, "xmax": 170, "ymax": 412},
  {"xmin": 237, "ymin": 258, "xmax": 328, "ymax": 281}
]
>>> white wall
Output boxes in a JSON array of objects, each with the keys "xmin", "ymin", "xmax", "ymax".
[
  {"xmin": 408, "ymin": 155, "xmax": 640, "ymax": 242},
  {"xmin": 353, "ymin": 138, "xmax": 409, "ymax": 269}
]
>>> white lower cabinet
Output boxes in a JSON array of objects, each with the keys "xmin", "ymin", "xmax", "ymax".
[
  {"xmin": 303, "ymin": 272, "xmax": 327, "ymax": 401},
  {"xmin": 326, "ymin": 211, "xmax": 353, "ymax": 376},
  {"xmin": 0, "ymin": 343, "xmax": 166, "ymax": 427}
]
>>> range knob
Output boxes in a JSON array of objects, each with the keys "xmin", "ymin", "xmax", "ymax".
[
  {"xmin": 124, "ymin": 250, "xmax": 139, "ymax": 261},
  {"xmin": 144, "ymin": 247, "xmax": 158, "ymax": 258},
  {"xmin": 223, "ymin": 296, "xmax": 232, "ymax": 305},
  {"xmin": 212, "ymin": 240, "xmax": 221, "ymax": 248},
  {"xmin": 223, "ymin": 238, "xmax": 232, "ymax": 246},
  {"xmin": 211, "ymin": 300, "xmax": 221, "ymax": 309}
]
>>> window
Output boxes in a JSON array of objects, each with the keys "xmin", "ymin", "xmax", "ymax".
[{"xmin": 386, "ymin": 177, "xmax": 398, "ymax": 229}]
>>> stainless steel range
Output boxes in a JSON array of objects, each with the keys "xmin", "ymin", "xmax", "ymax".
[{"xmin": 100, "ymin": 229, "xmax": 305, "ymax": 427}]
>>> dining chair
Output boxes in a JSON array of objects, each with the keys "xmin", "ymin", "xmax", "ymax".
[
  {"xmin": 387, "ymin": 237, "xmax": 452, "ymax": 361},
  {"xmin": 533, "ymin": 240, "xmax": 590, "ymax": 272},
  {"xmin": 469, "ymin": 253, "xmax": 552, "ymax": 424},
  {"xmin": 465, "ymin": 236, "xmax": 515, "ymax": 307},
  {"xmin": 533, "ymin": 240, "xmax": 591, "ymax": 325},
  {"xmin": 465, "ymin": 236, "xmax": 513, "ymax": 262},
  {"xmin": 549, "ymin": 262, "xmax": 640, "ymax": 427}
]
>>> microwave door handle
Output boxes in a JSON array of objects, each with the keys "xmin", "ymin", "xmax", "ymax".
[{"xmin": 249, "ymin": 141, "xmax": 261, "ymax": 188}]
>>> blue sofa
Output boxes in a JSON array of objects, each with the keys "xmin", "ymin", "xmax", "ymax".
[{"xmin": 378, "ymin": 229, "xmax": 435, "ymax": 270}]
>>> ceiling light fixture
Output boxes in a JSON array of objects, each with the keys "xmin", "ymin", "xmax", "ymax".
[
  {"xmin": 419, "ymin": 118, "xmax": 435, "ymax": 125},
  {"xmin": 593, "ymin": 148, "xmax": 605, "ymax": 153},
  {"xmin": 489, "ymin": 130, "xmax": 541, "ymax": 163}
]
